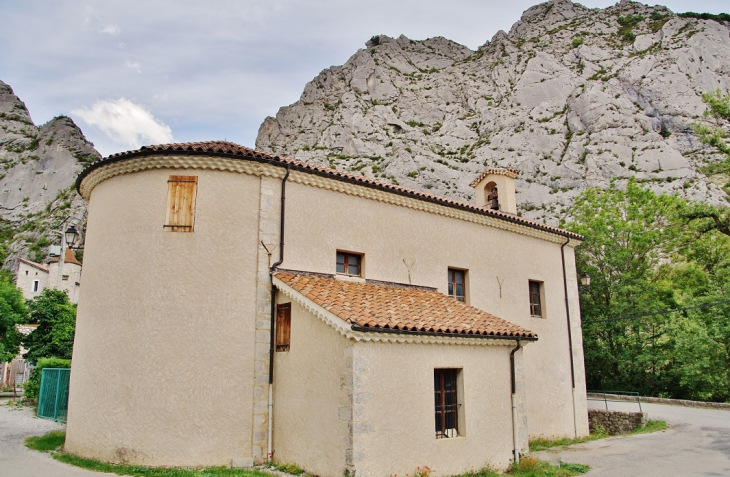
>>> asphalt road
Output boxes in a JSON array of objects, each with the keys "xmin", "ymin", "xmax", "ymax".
[
  {"xmin": 0, "ymin": 400, "xmax": 116, "ymax": 477},
  {"xmin": 534, "ymin": 400, "xmax": 730, "ymax": 476}
]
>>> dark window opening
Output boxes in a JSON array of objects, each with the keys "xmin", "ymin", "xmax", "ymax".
[
  {"xmin": 487, "ymin": 186, "xmax": 499, "ymax": 210},
  {"xmin": 336, "ymin": 251, "xmax": 362, "ymax": 277},
  {"xmin": 529, "ymin": 280, "xmax": 542, "ymax": 317},
  {"xmin": 434, "ymin": 369, "xmax": 459, "ymax": 438},
  {"xmin": 448, "ymin": 269, "xmax": 466, "ymax": 302}
]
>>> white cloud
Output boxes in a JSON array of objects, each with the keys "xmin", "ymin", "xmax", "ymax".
[
  {"xmin": 72, "ymin": 99, "xmax": 173, "ymax": 149},
  {"xmin": 125, "ymin": 61, "xmax": 141, "ymax": 73},
  {"xmin": 99, "ymin": 24, "xmax": 120, "ymax": 35}
]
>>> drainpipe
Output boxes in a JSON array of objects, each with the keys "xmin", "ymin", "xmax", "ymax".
[
  {"xmin": 560, "ymin": 236, "xmax": 578, "ymax": 438},
  {"xmin": 510, "ymin": 338, "xmax": 522, "ymax": 464},
  {"xmin": 267, "ymin": 164, "xmax": 290, "ymax": 462}
]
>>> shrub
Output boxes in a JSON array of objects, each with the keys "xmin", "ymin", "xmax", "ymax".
[
  {"xmin": 23, "ymin": 357, "xmax": 71, "ymax": 399},
  {"xmin": 572, "ymin": 37, "xmax": 584, "ymax": 48}
]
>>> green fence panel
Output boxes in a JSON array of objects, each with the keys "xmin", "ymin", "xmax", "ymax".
[{"xmin": 37, "ymin": 368, "xmax": 70, "ymax": 422}]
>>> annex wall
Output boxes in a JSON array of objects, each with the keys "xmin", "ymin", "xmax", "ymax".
[
  {"xmin": 272, "ymin": 299, "xmax": 350, "ymax": 477},
  {"xmin": 351, "ymin": 339, "xmax": 518, "ymax": 477},
  {"xmin": 281, "ymin": 182, "xmax": 588, "ymax": 439},
  {"xmin": 66, "ymin": 168, "xmax": 262, "ymax": 466}
]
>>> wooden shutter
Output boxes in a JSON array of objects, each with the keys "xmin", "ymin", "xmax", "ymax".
[
  {"xmin": 165, "ymin": 176, "xmax": 198, "ymax": 232},
  {"xmin": 276, "ymin": 303, "xmax": 291, "ymax": 352}
]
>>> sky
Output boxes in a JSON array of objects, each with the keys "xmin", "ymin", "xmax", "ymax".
[{"xmin": 1, "ymin": 0, "xmax": 727, "ymax": 157}]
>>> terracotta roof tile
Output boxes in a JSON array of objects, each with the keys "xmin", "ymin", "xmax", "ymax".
[
  {"xmin": 18, "ymin": 258, "xmax": 48, "ymax": 272},
  {"xmin": 78, "ymin": 141, "xmax": 583, "ymax": 241},
  {"xmin": 274, "ymin": 271, "xmax": 536, "ymax": 340},
  {"xmin": 48, "ymin": 249, "xmax": 82, "ymax": 266},
  {"xmin": 469, "ymin": 167, "xmax": 521, "ymax": 187}
]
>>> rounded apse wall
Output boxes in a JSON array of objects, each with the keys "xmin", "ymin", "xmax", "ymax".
[{"xmin": 66, "ymin": 166, "xmax": 263, "ymax": 466}]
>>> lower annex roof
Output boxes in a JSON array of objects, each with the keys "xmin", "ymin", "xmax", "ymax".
[{"xmin": 274, "ymin": 270, "xmax": 537, "ymax": 340}]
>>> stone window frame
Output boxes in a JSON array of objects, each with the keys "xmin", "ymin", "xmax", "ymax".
[
  {"xmin": 447, "ymin": 268, "xmax": 467, "ymax": 303},
  {"xmin": 336, "ymin": 251, "xmax": 363, "ymax": 277}
]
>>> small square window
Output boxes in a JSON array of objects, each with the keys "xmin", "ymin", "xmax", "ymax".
[
  {"xmin": 336, "ymin": 251, "xmax": 362, "ymax": 277},
  {"xmin": 529, "ymin": 280, "xmax": 543, "ymax": 317},
  {"xmin": 448, "ymin": 268, "xmax": 466, "ymax": 302}
]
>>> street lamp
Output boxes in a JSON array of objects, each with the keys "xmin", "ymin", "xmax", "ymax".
[
  {"xmin": 580, "ymin": 272, "xmax": 591, "ymax": 288},
  {"xmin": 64, "ymin": 225, "xmax": 79, "ymax": 249}
]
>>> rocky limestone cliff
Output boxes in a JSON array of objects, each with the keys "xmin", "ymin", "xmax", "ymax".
[
  {"xmin": 0, "ymin": 80, "xmax": 98, "ymax": 271},
  {"xmin": 257, "ymin": 0, "xmax": 730, "ymax": 224}
]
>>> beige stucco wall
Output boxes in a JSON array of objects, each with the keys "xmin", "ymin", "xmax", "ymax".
[
  {"xmin": 280, "ymin": 182, "xmax": 588, "ymax": 440},
  {"xmin": 272, "ymin": 294, "xmax": 528, "ymax": 477},
  {"xmin": 351, "ymin": 340, "xmax": 520, "ymax": 477},
  {"xmin": 66, "ymin": 168, "xmax": 262, "ymax": 465},
  {"xmin": 272, "ymin": 299, "xmax": 350, "ymax": 477}
]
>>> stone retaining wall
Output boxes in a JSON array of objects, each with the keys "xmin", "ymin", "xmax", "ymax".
[
  {"xmin": 588, "ymin": 409, "xmax": 647, "ymax": 435},
  {"xmin": 587, "ymin": 393, "xmax": 730, "ymax": 411}
]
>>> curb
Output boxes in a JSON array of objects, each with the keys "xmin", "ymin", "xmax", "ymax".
[{"xmin": 587, "ymin": 393, "xmax": 730, "ymax": 411}]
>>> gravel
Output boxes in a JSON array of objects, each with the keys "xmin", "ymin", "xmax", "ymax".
[{"xmin": 0, "ymin": 399, "xmax": 115, "ymax": 477}]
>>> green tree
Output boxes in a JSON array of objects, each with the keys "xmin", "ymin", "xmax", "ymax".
[
  {"xmin": 0, "ymin": 277, "xmax": 28, "ymax": 362},
  {"xmin": 568, "ymin": 180, "xmax": 730, "ymax": 401},
  {"xmin": 22, "ymin": 289, "xmax": 76, "ymax": 363},
  {"xmin": 682, "ymin": 202, "xmax": 730, "ymax": 238},
  {"xmin": 567, "ymin": 180, "xmax": 682, "ymax": 394}
]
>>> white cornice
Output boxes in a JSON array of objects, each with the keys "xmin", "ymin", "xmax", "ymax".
[
  {"xmin": 273, "ymin": 276, "xmax": 520, "ymax": 347},
  {"xmin": 79, "ymin": 154, "xmax": 579, "ymax": 247}
]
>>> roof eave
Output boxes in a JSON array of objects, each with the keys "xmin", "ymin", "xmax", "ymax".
[
  {"xmin": 350, "ymin": 324, "xmax": 538, "ymax": 342},
  {"xmin": 76, "ymin": 147, "xmax": 584, "ymax": 242}
]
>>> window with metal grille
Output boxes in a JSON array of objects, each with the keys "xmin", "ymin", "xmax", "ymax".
[
  {"xmin": 434, "ymin": 369, "xmax": 458, "ymax": 438},
  {"xmin": 529, "ymin": 280, "xmax": 542, "ymax": 317},
  {"xmin": 336, "ymin": 251, "xmax": 362, "ymax": 277},
  {"xmin": 448, "ymin": 268, "xmax": 466, "ymax": 302},
  {"xmin": 164, "ymin": 176, "xmax": 198, "ymax": 232},
  {"xmin": 276, "ymin": 303, "xmax": 291, "ymax": 352}
]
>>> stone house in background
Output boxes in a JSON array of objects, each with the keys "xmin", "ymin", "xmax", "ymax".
[
  {"xmin": 66, "ymin": 141, "xmax": 589, "ymax": 476},
  {"xmin": 0, "ymin": 324, "xmax": 37, "ymax": 390},
  {"xmin": 15, "ymin": 249, "xmax": 82, "ymax": 303}
]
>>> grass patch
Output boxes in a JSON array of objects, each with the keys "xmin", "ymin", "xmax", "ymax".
[
  {"xmin": 630, "ymin": 419, "xmax": 667, "ymax": 435},
  {"xmin": 25, "ymin": 430, "xmax": 65, "ymax": 452},
  {"xmin": 26, "ymin": 431, "xmax": 280, "ymax": 477},
  {"xmin": 454, "ymin": 457, "xmax": 588, "ymax": 476},
  {"xmin": 271, "ymin": 463, "xmax": 305, "ymax": 475},
  {"xmin": 530, "ymin": 420, "xmax": 667, "ymax": 451}
]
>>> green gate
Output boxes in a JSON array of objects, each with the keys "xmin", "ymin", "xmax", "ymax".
[{"xmin": 37, "ymin": 368, "xmax": 70, "ymax": 422}]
